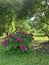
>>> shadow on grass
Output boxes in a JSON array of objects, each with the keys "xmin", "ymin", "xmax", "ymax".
[{"xmin": 31, "ymin": 41, "xmax": 49, "ymax": 55}]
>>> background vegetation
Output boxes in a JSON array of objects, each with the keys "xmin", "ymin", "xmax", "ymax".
[{"xmin": 0, "ymin": 0, "xmax": 49, "ymax": 65}]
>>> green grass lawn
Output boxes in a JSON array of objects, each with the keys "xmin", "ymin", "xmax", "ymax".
[
  {"xmin": 0, "ymin": 48, "xmax": 49, "ymax": 65},
  {"xmin": 0, "ymin": 36, "xmax": 49, "ymax": 65},
  {"xmin": 34, "ymin": 36, "xmax": 49, "ymax": 42}
]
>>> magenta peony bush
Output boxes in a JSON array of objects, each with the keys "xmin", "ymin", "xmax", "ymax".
[
  {"xmin": 17, "ymin": 37, "xmax": 23, "ymax": 43},
  {"xmin": 20, "ymin": 45, "xmax": 27, "ymax": 51},
  {"xmin": 2, "ymin": 38, "xmax": 8, "ymax": 46},
  {"xmin": 8, "ymin": 33, "xmax": 13, "ymax": 38},
  {"xmin": 2, "ymin": 31, "xmax": 34, "ymax": 54}
]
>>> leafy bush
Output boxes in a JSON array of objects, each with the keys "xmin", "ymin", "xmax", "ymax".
[{"xmin": 2, "ymin": 31, "xmax": 34, "ymax": 54}]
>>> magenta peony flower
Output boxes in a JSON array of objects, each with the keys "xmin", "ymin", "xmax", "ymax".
[
  {"xmin": 2, "ymin": 43, "xmax": 7, "ymax": 46},
  {"xmin": 17, "ymin": 37, "xmax": 23, "ymax": 43},
  {"xmin": 20, "ymin": 45, "xmax": 27, "ymax": 51},
  {"xmin": 8, "ymin": 33, "xmax": 13, "ymax": 38},
  {"xmin": 20, "ymin": 31, "xmax": 26, "ymax": 35},
  {"xmin": 2, "ymin": 38, "xmax": 7, "ymax": 46},
  {"xmin": 20, "ymin": 31, "xmax": 27, "ymax": 36}
]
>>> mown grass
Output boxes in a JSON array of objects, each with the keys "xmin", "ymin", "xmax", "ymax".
[
  {"xmin": 0, "ymin": 36, "xmax": 49, "ymax": 65},
  {"xmin": 34, "ymin": 36, "xmax": 49, "ymax": 41}
]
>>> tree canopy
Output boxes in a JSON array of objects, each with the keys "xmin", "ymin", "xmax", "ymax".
[{"xmin": 0, "ymin": 0, "xmax": 49, "ymax": 37}]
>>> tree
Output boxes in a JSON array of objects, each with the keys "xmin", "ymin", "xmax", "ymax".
[
  {"xmin": 34, "ymin": 0, "xmax": 49, "ymax": 38},
  {"xmin": 0, "ymin": 0, "xmax": 21, "ymax": 36},
  {"xmin": 0, "ymin": 0, "xmax": 49, "ymax": 38},
  {"xmin": 17, "ymin": 0, "xmax": 49, "ymax": 38}
]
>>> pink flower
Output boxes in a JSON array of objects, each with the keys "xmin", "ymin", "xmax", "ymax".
[
  {"xmin": 17, "ymin": 37, "xmax": 23, "ymax": 43},
  {"xmin": 17, "ymin": 31, "xmax": 27, "ymax": 35},
  {"xmin": 2, "ymin": 38, "xmax": 7, "ymax": 46},
  {"xmin": 20, "ymin": 31, "xmax": 26, "ymax": 35},
  {"xmin": 8, "ymin": 33, "xmax": 13, "ymax": 38},
  {"xmin": 30, "ymin": 32, "xmax": 33, "ymax": 36},
  {"xmin": 20, "ymin": 45, "xmax": 27, "ymax": 51},
  {"xmin": 2, "ymin": 43, "xmax": 7, "ymax": 46}
]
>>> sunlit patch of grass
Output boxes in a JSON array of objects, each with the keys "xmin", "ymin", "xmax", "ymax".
[{"xmin": 34, "ymin": 36, "xmax": 49, "ymax": 42}]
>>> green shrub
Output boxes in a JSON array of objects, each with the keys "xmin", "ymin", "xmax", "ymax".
[{"xmin": 2, "ymin": 31, "xmax": 34, "ymax": 54}]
